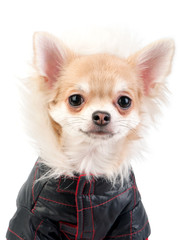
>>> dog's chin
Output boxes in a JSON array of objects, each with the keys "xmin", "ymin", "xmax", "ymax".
[{"xmin": 80, "ymin": 129, "xmax": 115, "ymax": 140}]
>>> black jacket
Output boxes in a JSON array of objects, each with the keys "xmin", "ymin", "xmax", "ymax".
[{"xmin": 6, "ymin": 160, "xmax": 150, "ymax": 240}]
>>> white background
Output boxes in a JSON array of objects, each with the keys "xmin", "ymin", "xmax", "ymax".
[{"xmin": 0, "ymin": 0, "xmax": 180, "ymax": 239}]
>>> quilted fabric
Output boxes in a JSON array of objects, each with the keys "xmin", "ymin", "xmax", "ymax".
[{"xmin": 6, "ymin": 159, "xmax": 150, "ymax": 240}]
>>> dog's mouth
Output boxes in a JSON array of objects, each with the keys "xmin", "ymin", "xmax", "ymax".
[{"xmin": 80, "ymin": 129, "xmax": 115, "ymax": 139}]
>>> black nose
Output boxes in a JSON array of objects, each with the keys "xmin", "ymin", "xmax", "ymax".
[{"xmin": 92, "ymin": 111, "xmax": 111, "ymax": 126}]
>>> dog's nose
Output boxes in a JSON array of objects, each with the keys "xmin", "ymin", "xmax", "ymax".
[{"xmin": 92, "ymin": 111, "xmax": 111, "ymax": 126}]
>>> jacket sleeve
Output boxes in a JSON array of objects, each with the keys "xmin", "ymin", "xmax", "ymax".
[
  {"xmin": 6, "ymin": 160, "xmax": 61, "ymax": 240},
  {"xmin": 7, "ymin": 206, "xmax": 61, "ymax": 240},
  {"xmin": 105, "ymin": 195, "xmax": 151, "ymax": 240}
]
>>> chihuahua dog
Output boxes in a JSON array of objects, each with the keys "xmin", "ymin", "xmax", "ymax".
[{"xmin": 6, "ymin": 32, "xmax": 174, "ymax": 240}]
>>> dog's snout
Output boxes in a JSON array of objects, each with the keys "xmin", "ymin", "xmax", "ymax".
[{"xmin": 92, "ymin": 111, "xmax": 111, "ymax": 126}]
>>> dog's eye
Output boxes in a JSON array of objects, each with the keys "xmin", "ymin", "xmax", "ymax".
[
  {"xmin": 69, "ymin": 94, "xmax": 84, "ymax": 107},
  {"xmin": 117, "ymin": 96, "xmax": 132, "ymax": 109}
]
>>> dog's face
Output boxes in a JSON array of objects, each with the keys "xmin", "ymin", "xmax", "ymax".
[
  {"xmin": 31, "ymin": 32, "xmax": 174, "ymax": 177},
  {"xmin": 48, "ymin": 54, "xmax": 141, "ymax": 144}
]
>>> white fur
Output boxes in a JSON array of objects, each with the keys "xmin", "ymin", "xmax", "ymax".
[
  {"xmin": 59, "ymin": 27, "xmax": 141, "ymax": 57},
  {"xmin": 113, "ymin": 79, "xmax": 129, "ymax": 94},
  {"xmin": 76, "ymin": 82, "xmax": 90, "ymax": 94}
]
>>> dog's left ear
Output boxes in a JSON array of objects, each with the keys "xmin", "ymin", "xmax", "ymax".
[{"xmin": 128, "ymin": 39, "xmax": 175, "ymax": 95}]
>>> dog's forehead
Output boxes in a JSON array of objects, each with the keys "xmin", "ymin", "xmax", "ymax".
[
  {"xmin": 69, "ymin": 54, "xmax": 135, "ymax": 97},
  {"xmin": 76, "ymin": 79, "xmax": 129, "ymax": 95}
]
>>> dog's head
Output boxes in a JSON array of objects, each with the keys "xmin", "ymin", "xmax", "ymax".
[{"xmin": 27, "ymin": 32, "xmax": 174, "ymax": 179}]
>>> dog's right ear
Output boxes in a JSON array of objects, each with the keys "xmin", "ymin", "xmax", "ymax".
[{"xmin": 33, "ymin": 32, "xmax": 72, "ymax": 88}]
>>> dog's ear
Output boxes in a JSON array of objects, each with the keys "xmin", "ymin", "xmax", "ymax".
[
  {"xmin": 128, "ymin": 39, "xmax": 174, "ymax": 95},
  {"xmin": 33, "ymin": 32, "xmax": 72, "ymax": 88}
]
